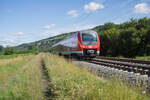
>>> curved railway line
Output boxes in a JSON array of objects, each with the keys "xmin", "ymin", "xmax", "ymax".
[{"xmin": 83, "ymin": 56, "xmax": 150, "ymax": 76}]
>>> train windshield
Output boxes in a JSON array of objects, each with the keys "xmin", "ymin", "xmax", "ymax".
[{"xmin": 82, "ymin": 32, "xmax": 98, "ymax": 45}]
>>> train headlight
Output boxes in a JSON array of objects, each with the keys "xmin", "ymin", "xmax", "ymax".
[
  {"xmin": 88, "ymin": 46, "xmax": 92, "ymax": 48},
  {"xmin": 87, "ymin": 50, "xmax": 95, "ymax": 54}
]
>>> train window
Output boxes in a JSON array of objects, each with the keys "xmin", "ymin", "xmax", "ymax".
[
  {"xmin": 81, "ymin": 32, "xmax": 98, "ymax": 45},
  {"xmin": 82, "ymin": 33, "xmax": 97, "ymax": 41}
]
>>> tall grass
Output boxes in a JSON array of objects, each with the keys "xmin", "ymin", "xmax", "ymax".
[
  {"xmin": 0, "ymin": 53, "xmax": 149, "ymax": 100},
  {"xmin": 44, "ymin": 54, "xmax": 150, "ymax": 100},
  {"xmin": 0, "ymin": 55, "xmax": 33, "ymax": 87},
  {"xmin": 136, "ymin": 56, "xmax": 150, "ymax": 61},
  {"xmin": 0, "ymin": 54, "xmax": 45, "ymax": 100},
  {"xmin": 0, "ymin": 56, "xmax": 27, "ymax": 66}
]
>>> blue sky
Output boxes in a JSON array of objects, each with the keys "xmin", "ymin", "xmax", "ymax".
[{"xmin": 0, "ymin": 0, "xmax": 150, "ymax": 46}]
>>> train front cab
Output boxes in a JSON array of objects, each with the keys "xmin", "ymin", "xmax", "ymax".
[{"xmin": 77, "ymin": 30, "xmax": 100, "ymax": 57}]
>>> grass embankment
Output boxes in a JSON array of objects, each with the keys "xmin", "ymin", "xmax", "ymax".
[
  {"xmin": 136, "ymin": 56, "xmax": 150, "ymax": 61},
  {"xmin": 44, "ymin": 54, "xmax": 150, "ymax": 100},
  {"xmin": 118, "ymin": 56, "xmax": 150, "ymax": 61},
  {"xmin": 0, "ymin": 54, "xmax": 45, "ymax": 100}
]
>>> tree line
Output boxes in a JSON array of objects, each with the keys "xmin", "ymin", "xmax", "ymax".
[
  {"xmin": 0, "ymin": 45, "xmax": 39, "ymax": 55},
  {"xmin": 95, "ymin": 17, "xmax": 150, "ymax": 58}
]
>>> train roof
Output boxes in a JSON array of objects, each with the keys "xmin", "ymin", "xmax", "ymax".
[{"xmin": 78, "ymin": 30, "xmax": 97, "ymax": 34}]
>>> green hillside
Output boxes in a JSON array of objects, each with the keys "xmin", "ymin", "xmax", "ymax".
[{"xmin": 14, "ymin": 32, "xmax": 74, "ymax": 52}]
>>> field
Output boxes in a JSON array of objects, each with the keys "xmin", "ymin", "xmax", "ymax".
[
  {"xmin": 0, "ymin": 53, "xmax": 32, "ymax": 59},
  {"xmin": 0, "ymin": 53, "xmax": 149, "ymax": 100}
]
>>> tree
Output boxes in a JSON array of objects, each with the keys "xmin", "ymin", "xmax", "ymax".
[
  {"xmin": 103, "ymin": 22, "xmax": 116, "ymax": 30},
  {"xmin": 101, "ymin": 28, "xmax": 120, "ymax": 56},
  {"xmin": 136, "ymin": 17, "xmax": 150, "ymax": 30},
  {"xmin": 96, "ymin": 17, "xmax": 150, "ymax": 57},
  {"xmin": 0, "ymin": 45, "xmax": 4, "ymax": 53},
  {"xmin": 29, "ymin": 44, "xmax": 39, "ymax": 54},
  {"xmin": 119, "ymin": 27, "xmax": 137, "ymax": 57},
  {"xmin": 145, "ymin": 29, "xmax": 150, "ymax": 55},
  {"xmin": 4, "ymin": 46, "xmax": 14, "ymax": 55}
]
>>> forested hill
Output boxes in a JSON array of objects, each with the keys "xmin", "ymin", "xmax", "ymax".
[
  {"xmin": 95, "ymin": 17, "xmax": 150, "ymax": 57},
  {"xmin": 14, "ymin": 17, "xmax": 150, "ymax": 57}
]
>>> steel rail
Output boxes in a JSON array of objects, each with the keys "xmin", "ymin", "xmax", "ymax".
[
  {"xmin": 96, "ymin": 56, "xmax": 150, "ymax": 65},
  {"xmin": 84, "ymin": 58, "xmax": 150, "ymax": 76}
]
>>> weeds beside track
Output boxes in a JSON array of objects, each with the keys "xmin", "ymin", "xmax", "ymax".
[
  {"xmin": 0, "ymin": 53, "xmax": 149, "ymax": 100},
  {"xmin": 0, "ymin": 54, "xmax": 44, "ymax": 100}
]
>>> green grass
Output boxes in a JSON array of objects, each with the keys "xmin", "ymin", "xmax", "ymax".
[
  {"xmin": 0, "ymin": 54, "xmax": 45, "ymax": 100},
  {"xmin": 0, "ymin": 53, "xmax": 149, "ymax": 100},
  {"xmin": 118, "ymin": 56, "xmax": 150, "ymax": 61},
  {"xmin": 0, "ymin": 53, "xmax": 32, "ymax": 59},
  {"xmin": 0, "ymin": 55, "xmax": 33, "ymax": 87},
  {"xmin": 136, "ymin": 56, "xmax": 150, "ymax": 61},
  {"xmin": 44, "ymin": 54, "xmax": 150, "ymax": 100}
]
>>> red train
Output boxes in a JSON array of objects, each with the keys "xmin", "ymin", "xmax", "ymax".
[{"xmin": 51, "ymin": 30, "xmax": 100, "ymax": 58}]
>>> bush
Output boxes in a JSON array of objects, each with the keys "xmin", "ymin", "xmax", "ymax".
[
  {"xmin": 28, "ymin": 44, "xmax": 39, "ymax": 54},
  {"xmin": 4, "ymin": 47, "xmax": 14, "ymax": 55},
  {"xmin": 0, "ymin": 45, "xmax": 4, "ymax": 53}
]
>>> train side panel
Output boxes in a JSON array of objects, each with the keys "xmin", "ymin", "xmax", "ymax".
[
  {"xmin": 52, "ymin": 32, "xmax": 81, "ymax": 55},
  {"xmin": 61, "ymin": 32, "xmax": 80, "ymax": 55}
]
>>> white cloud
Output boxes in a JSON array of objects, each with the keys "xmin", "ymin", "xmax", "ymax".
[
  {"xmin": 41, "ymin": 31, "xmax": 59, "ymax": 37},
  {"xmin": 9, "ymin": 40, "xmax": 14, "ymax": 43},
  {"xmin": 70, "ymin": 24, "xmax": 97, "ymax": 31},
  {"xmin": 29, "ymin": 32, "xmax": 37, "ymax": 34},
  {"xmin": 43, "ymin": 31, "xmax": 50, "ymax": 34},
  {"xmin": 16, "ymin": 32, "xmax": 24, "ymax": 35},
  {"xmin": 67, "ymin": 10, "xmax": 79, "ymax": 18},
  {"xmin": 40, "ymin": 24, "xmax": 97, "ymax": 38},
  {"xmin": 44, "ymin": 24, "xmax": 56, "ymax": 30},
  {"xmin": 84, "ymin": 2, "xmax": 104, "ymax": 13},
  {"xmin": 134, "ymin": 3, "xmax": 150, "ymax": 14},
  {"xmin": 0, "ymin": 39, "xmax": 16, "ymax": 47},
  {"xmin": 55, "ymin": 24, "xmax": 97, "ymax": 34}
]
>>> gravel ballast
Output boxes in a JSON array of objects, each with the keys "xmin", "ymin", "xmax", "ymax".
[{"xmin": 74, "ymin": 60, "xmax": 150, "ymax": 91}]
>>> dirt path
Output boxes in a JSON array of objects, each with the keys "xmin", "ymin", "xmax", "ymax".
[{"xmin": 41, "ymin": 58, "xmax": 56, "ymax": 100}]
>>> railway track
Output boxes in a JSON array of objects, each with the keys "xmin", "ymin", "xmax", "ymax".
[
  {"xmin": 97, "ymin": 56, "xmax": 150, "ymax": 65},
  {"xmin": 84, "ymin": 56, "xmax": 150, "ymax": 76}
]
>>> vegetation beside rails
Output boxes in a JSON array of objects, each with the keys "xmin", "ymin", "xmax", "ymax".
[
  {"xmin": 0, "ymin": 53, "xmax": 149, "ymax": 99},
  {"xmin": 0, "ymin": 55, "xmax": 33, "ymax": 87},
  {"xmin": 0, "ymin": 44, "xmax": 39, "ymax": 59},
  {"xmin": 0, "ymin": 53, "xmax": 33, "ymax": 59},
  {"xmin": 116, "ymin": 56, "xmax": 150, "ymax": 61},
  {"xmin": 136, "ymin": 56, "xmax": 150, "ymax": 61},
  {"xmin": 0, "ymin": 54, "xmax": 45, "ymax": 100},
  {"xmin": 44, "ymin": 54, "xmax": 150, "ymax": 100}
]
